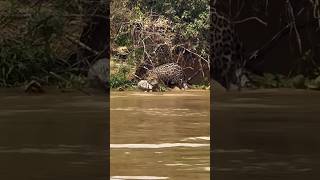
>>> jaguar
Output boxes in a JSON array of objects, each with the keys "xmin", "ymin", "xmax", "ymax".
[
  {"xmin": 145, "ymin": 63, "xmax": 188, "ymax": 90},
  {"xmin": 211, "ymin": 8, "xmax": 249, "ymax": 90}
]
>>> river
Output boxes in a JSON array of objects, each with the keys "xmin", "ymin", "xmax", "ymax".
[
  {"xmin": 0, "ymin": 91, "xmax": 108, "ymax": 180},
  {"xmin": 110, "ymin": 91, "xmax": 210, "ymax": 180},
  {"xmin": 2, "ymin": 88, "xmax": 319, "ymax": 179},
  {"xmin": 213, "ymin": 89, "xmax": 320, "ymax": 180}
]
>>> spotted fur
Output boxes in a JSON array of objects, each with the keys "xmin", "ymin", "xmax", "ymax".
[
  {"xmin": 211, "ymin": 8, "xmax": 247, "ymax": 90},
  {"xmin": 145, "ymin": 63, "xmax": 188, "ymax": 90}
]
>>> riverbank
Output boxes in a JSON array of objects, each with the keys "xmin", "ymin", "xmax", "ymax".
[
  {"xmin": 0, "ymin": 87, "xmax": 107, "ymax": 96},
  {"xmin": 3, "ymin": 85, "xmax": 320, "ymax": 96}
]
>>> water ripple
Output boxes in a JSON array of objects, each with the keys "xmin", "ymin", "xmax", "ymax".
[{"xmin": 110, "ymin": 143, "xmax": 210, "ymax": 149}]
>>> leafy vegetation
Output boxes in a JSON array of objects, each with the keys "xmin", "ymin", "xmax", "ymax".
[
  {"xmin": 110, "ymin": 62, "xmax": 134, "ymax": 89},
  {"xmin": 110, "ymin": 0, "xmax": 210, "ymax": 90},
  {"xmin": 2, "ymin": 0, "xmax": 320, "ymax": 91},
  {"xmin": 0, "ymin": 0, "xmax": 103, "ymax": 89},
  {"xmin": 250, "ymin": 73, "xmax": 320, "ymax": 90}
]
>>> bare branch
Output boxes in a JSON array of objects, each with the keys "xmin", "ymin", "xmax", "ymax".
[
  {"xmin": 286, "ymin": 0, "xmax": 302, "ymax": 55},
  {"xmin": 233, "ymin": 17, "xmax": 268, "ymax": 26},
  {"xmin": 65, "ymin": 34, "xmax": 99, "ymax": 55}
]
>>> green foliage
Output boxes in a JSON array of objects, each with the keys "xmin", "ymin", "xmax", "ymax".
[
  {"xmin": 133, "ymin": 0, "xmax": 210, "ymax": 39},
  {"xmin": 114, "ymin": 34, "xmax": 132, "ymax": 46},
  {"xmin": 110, "ymin": 0, "xmax": 210, "ymax": 88},
  {"xmin": 248, "ymin": 71, "xmax": 320, "ymax": 91},
  {"xmin": 158, "ymin": 84, "xmax": 168, "ymax": 92},
  {"xmin": 27, "ymin": 11, "xmax": 65, "ymax": 43},
  {"xmin": 112, "ymin": 0, "xmax": 209, "ymax": 56},
  {"xmin": 306, "ymin": 75, "xmax": 320, "ymax": 90},
  {"xmin": 250, "ymin": 73, "xmax": 308, "ymax": 89},
  {"xmin": 0, "ymin": 39, "xmax": 53, "ymax": 87},
  {"xmin": 110, "ymin": 75, "xmax": 132, "ymax": 89},
  {"xmin": 110, "ymin": 64, "xmax": 133, "ymax": 89},
  {"xmin": 48, "ymin": 71, "xmax": 87, "ymax": 89},
  {"xmin": 0, "ymin": 0, "xmax": 86, "ymax": 88},
  {"xmin": 290, "ymin": 75, "xmax": 306, "ymax": 89}
]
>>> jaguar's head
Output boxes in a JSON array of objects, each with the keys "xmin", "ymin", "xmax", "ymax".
[{"xmin": 146, "ymin": 73, "xmax": 159, "ymax": 86}]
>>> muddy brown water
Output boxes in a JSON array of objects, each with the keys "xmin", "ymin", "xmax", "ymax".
[
  {"xmin": 110, "ymin": 91, "xmax": 210, "ymax": 180},
  {"xmin": 2, "ymin": 88, "xmax": 320, "ymax": 180},
  {"xmin": 213, "ymin": 89, "xmax": 320, "ymax": 180},
  {"xmin": 0, "ymin": 91, "xmax": 108, "ymax": 180}
]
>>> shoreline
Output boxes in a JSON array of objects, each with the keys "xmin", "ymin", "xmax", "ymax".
[{"xmin": 1, "ymin": 86, "xmax": 320, "ymax": 96}]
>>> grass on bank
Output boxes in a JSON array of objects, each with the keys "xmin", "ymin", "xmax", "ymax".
[
  {"xmin": 250, "ymin": 73, "xmax": 320, "ymax": 90},
  {"xmin": 110, "ymin": 58, "xmax": 135, "ymax": 90}
]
